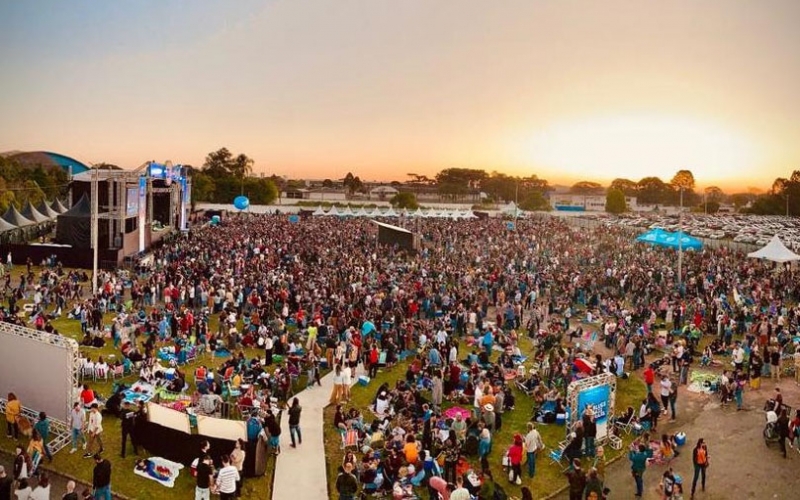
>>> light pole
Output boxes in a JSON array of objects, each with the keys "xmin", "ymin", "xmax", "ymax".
[
  {"xmin": 678, "ymin": 187, "xmax": 683, "ymax": 286},
  {"xmin": 91, "ymin": 167, "xmax": 99, "ymax": 295}
]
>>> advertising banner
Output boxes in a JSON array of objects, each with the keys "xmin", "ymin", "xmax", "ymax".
[{"xmin": 577, "ymin": 384, "xmax": 611, "ymax": 439}]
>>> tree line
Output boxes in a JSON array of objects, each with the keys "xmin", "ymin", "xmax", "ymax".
[{"xmin": 189, "ymin": 148, "xmax": 797, "ymax": 216}]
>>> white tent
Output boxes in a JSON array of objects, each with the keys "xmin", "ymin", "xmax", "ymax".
[
  {"xmin": 327, "ymin": 205, "xmax": 340, "ymax": 216},
  {"xmin": 354, "ymin": 206, "xmax": 368, "ymax": 217},
  {"xmin": 747, "ymin": 235, "xmax": 800, "ymax": 263},
  {"xmin": 460, "ymin": 209, "xmax": 476, "ymax": 219},
  {"xmin": 411, "ymin": 208, "xmax": 424, "ymax": 218},
  {"xmin": 382, "ymin": 207, "xmax": 398, "ymax": 217},
  {"xmin": 425, "ymin": 208, "xmax": 438, "ymax": 218},
  {"xmin": 312, "ymin": 206, "xmax": 326, "ymax": 216},
  {"xmin": 368, "ymin": 207, "xmax": 383, "ymax": 217},
  {"xmin": 341, "ymin": 205, "xmax": 355, "ymax": 217}
]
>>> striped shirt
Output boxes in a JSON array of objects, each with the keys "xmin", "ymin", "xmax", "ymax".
[{"xmin": 216, "ymin": 465, "xmax": 240, "ymax": 494}]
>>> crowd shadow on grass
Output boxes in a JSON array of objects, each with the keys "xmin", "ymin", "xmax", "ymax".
[{"xmin": 322, "ymin": 336, "xmax": 646, "ymax": 499}]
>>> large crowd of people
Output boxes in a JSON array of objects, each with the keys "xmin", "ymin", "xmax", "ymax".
[{"xmin": 1, "ymin": 212, "xmax": 800, "ymax": 499}]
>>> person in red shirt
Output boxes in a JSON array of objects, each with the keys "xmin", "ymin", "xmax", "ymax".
[
  {"xmin": 508, "ymin": 433, "xmax": 524, "ymax": 485},
  {"xmin": 80, "ymin": 385, "xmax": 97, "ymax": 407},
  {"xmin": 643, "ymin": 365, "xmax": 655, "ymax": 394}
]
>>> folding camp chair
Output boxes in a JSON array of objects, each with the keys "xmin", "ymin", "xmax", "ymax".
[
  {"xmin": 341, "ymin": 429, "xmax": 360, "ymax": 450},
  {"xmin": 548, "ymin": 447, "xmax": 568, "ymax": 470}
]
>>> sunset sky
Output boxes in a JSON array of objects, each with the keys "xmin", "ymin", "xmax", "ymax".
[{"xmin": 2, "ymin": 0, "xmax": 799, "ymax": 191}]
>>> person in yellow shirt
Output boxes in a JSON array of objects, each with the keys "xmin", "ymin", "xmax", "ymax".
[
  {"xmin": 5, "ymin": 392, "xmax": 21, "ymax": 439},
  {"xmin": 27, "ymin": 429, "xmax": 45, "ymax": 464}
]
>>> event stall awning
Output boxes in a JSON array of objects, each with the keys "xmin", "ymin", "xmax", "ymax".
[{"xmin": 747, "ymin": 235, "xmax": 800, "ymax": 263}]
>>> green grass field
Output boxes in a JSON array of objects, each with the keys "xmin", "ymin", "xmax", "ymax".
[
  {"xmin": 323, "ymin": 330, "xmax": 646, "ymax": 499},
  {"xmin": 0, "ymin": 267, "xmax": 276, "ymax": 500}
]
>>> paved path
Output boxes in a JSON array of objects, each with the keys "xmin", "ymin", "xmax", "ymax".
[{"xmin": 272, "ymin": 369, "xmax": 343, "ymax": 500}]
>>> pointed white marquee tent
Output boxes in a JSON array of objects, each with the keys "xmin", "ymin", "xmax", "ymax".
[{"xmin": 747, "ymin": 235, "xmax": 800, "ymax": 263}]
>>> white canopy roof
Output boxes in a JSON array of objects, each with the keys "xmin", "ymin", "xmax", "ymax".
[
  {"xmin": 341, "ymin": 205, "xmax": 355, "ymax": 216},
  {"xmin": 382, "ymin": 207, "xmax": 398, "ymax": 217},
  {"xmin": 327, "ymin": 205, "xmax": 340, "ymax": 216},
  {"xmin": 747, "ymin": 235, "xmax": 800, "ymax": 263},
  {"xmin": 354, "ymin": 206, "xmax": 368, "ymax": 217},
  {"xmin": 312, "ymin": 206, "xmax": 326, "ymax": 216}
]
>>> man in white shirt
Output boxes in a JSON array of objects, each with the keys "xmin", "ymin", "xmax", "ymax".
[
  {"xmin": 524, "ymin": 422, "xmax": 545, "ymax": 478},
  {"xmin": 84, "ymin": 404, "xmax": 103, "ymax": 458},
  {"xmin": 215, "ymin": 454, "xmax": 240, "ymax": 500},
  {"xmin": 732, "ymin": 343, "xmax": 745, "ymax": 372},
  {"xmin": 450, "ymin": 476, "xmax": 471, "ymax": 500},
  {"xmin": 69, "ymin": 402, "xmax": 87, "ymax": 453}
]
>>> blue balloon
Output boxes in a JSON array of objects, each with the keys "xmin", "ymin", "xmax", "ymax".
[{"xmin": 233, "ymin": 195, "xmax": 250, "ymax": 211}]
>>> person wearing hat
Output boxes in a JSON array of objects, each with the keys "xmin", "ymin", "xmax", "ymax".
[
  {"xmin": 481, "ymin": 404, "xmax": 496, "ymax": 431},
  {"xmin": 507, "ymin": 433, "xmax": 524, "ymax": 485}
]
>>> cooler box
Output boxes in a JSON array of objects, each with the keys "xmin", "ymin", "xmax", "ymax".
[
  {"xmin": 165, "ymin": 368, "xmax": 176, "ymax": 381},
  {"xmin": 675, "ymin": 432, "xmax": 686, "ymax": 446},
  {"xmin": 358, "ymin": 375, "xmax": 371, "ymax": 386}
]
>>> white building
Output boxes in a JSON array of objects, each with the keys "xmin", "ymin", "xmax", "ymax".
[{"xmin": 548, "ymin": 193, "xmax": 638, "ymax": 212}]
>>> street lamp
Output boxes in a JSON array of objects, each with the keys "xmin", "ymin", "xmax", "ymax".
[{"xmin": 678, "ymin": 187, "xmax": 683, "ymax": 287}]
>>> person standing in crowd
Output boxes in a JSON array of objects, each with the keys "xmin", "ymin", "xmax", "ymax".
[
  {"xmin": 14, "ymin": 479, "xmax": 31, "ymax": 500},
  {"xmin": 565, "ymin": 459, "xmax": 587, "ymax": 500},
  {"xmin": 5, "ymin": 393, "xmax": 21, "ymax": 440},
  {"xmin": 13, "ymin": 444, "xmax": 30, "ymax": 485},
  {"xmin": 691, "ymin": 438, "xmax": 709, "ymax": 498},
  {"xmin": 450, "ymin": 476, "xmax": 470, "ymax": 500},
  {"xmin": 29, "ymin": 472, "xmax": 50, "ymax": 500},
  {"xmin": 629, "ymin": 443, "xmax": 653, "ymax": 498},
  {"xmin": 84, "ymin": 404, "xmax": 103, "ymax": 458},
  {"xmin": 215, "ymin": 454, "xmax": 240, "ymax": 500},
  {"xmin": 583, "ymin": 407, "xmax": 597, "ymax": 458},
  {"xmin": 230, "ymin": 439, "xmax": 245, "ymax": 497},
  {"xmin": 524, "ymin": 422, "xmax": 544, "ymax": 478},
  {"xmin": 120, "ymin": 409, "xmax": 137, "ymax": 459},
  {"xmin": 335, "ymin": 462, "xmax": 358, "ymax": 500},
  {"xmin": 0, "ymin": 466, "xmax": 12, "ymax": 500},
  {"xmin": 69, "ymin": 403, "xmax": 85, "ymax": 455},
  {"xmin": 643, "ymin": 365, "xmax": 655, "ymax": 394},
  {"xmin": 195, "ymin": 454, "xmax": 214, "ymax": 500},
  {"xmin": 34, "ymin": 412, "xmax": 52, "ymax": 463},
  {"xmin": 329, "ymin": 365, "xmax": 344, "ymax": 406},
  {"xmin": 668, "ymin": 379, "xmax": 678, "ymax": 422},
  {"xmin": 507, "ymin": 433, "xmax": 524, "ymax": 485},
  {"xmin": 776, "ymin": 408, "xmax": 790, "ymax": 458},
  {"xmin": 288, "ymin": 398, "xmax": 302, "ymax": 448},
  {"xmin": 91, "ymin": 454, "xmax": 112, "ymax": 500},
  {"xmin": 62, "ymin": 480, "xmax": 78, "ymax": 500}
]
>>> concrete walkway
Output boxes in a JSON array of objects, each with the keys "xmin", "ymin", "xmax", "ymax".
[{"xmin": 272, "ymin": 369, "xmax": 342, "ymax": 500}]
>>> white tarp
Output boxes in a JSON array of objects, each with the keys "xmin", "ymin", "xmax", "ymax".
[
  {"xmin": 196, "ymin": 414, "xmax": 247, "ymax": 441},
  {"xmin": 147, "ymin": 402, "xmax": 192, "ymax": 434},
  {"xmin": 747, "ymin": 235, "xmax": 800, "ymax": 263}
]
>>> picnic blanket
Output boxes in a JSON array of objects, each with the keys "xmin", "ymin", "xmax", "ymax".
[
  {"xmin": 134, "ymin": 457, "xmax": 184, "ymax": 488},
  {"xmin": 688, "ymin": 371, "xmax": 718, "ymax": 394},
  {"xmin": 443, "ymin": 406, "xmax": 472, "ymax": 421},
  {"xmin": 122, "ymin": 381, "xmax": 155, "ymax": 405}
]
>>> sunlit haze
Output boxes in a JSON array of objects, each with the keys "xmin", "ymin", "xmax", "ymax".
[{"xmin": 1, "ymin": 0, "xmax": 799, "ymax": 190}]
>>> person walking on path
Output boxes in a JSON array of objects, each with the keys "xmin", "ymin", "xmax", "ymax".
[
  {"xmin": 690, "ymin": 438, "xmax": 709, "ymax": 498},
  {"xmin": 335, "ymin": 462, "xmax": 358, "ymax": 500},
  {"xmin": 91, "ymin": 454, "xmax": 112, "ymax": 500},
  {"xmin": 629, "ymin": 443, "xmax": 653, "ymax": 498},
  {"xmin": 524, "ymin": 422, "xmax": 544, "ymax": 478},
  {"xmin": 288, "ymin": 398, "xmax": 302, "ymax": 448},
  {"xmin": 329, "ymin": 365, "xmax": 344, "ymax": 406},
  {"xmin": 69, "ymin": 403, "xmax": 86, "ymax": 454},
  {"xmin": 643, "ymin": 365, "xmax": 655, "ymax": 394}
]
